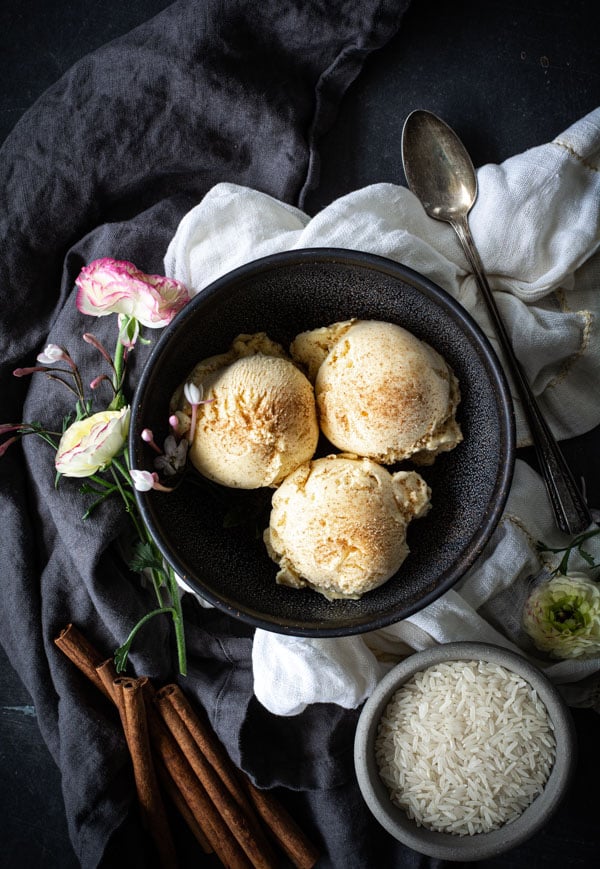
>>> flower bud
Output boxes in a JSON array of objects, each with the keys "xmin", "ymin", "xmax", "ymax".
[
  {"xmin": 130, "ymin": 469, "xmax": 157, "ymax": 492},
  {"xmin": 183, "ymin": 381, "xmax": 203, "ymax": 406}
]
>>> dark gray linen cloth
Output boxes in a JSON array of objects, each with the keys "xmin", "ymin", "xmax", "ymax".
[{"xmin": 0, "ymin": 1, "xmax": 415, "ymax": 866}]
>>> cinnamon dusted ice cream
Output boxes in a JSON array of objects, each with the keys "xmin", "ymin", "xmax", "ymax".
[
  {"xmin": 291, "ymin": 319, "xmax": 462, "ymax": 465},
  {"xmin": 172, "ymin": 333, "xmax": 319, "ymax": 489},
  {"xmin": 264, "ymin": 454, "xmax": 431, "ymax": 599}
]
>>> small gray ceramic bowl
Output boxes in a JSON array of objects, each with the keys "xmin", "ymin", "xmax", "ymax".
[{"xmin": 354, "ymin": 642, "xmax": 576, "ymax": 861}]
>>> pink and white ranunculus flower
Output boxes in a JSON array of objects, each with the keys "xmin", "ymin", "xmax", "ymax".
[
  {"xmin": 75, "ymin": 258, "xmax": 190, "ymax": 328},
  {"xmin": 55, "ymin": 407, "xmax": 130, "ymax": 478}
]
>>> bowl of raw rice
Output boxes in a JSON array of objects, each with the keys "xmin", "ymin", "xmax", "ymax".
[{"xmin": 354, "ymin": 642, "xmax": 576, "ymax": 861}]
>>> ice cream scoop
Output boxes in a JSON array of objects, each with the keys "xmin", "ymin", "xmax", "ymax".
[
  {"xmin": 264, "ymin": 454, "xmax": 431, "ymax": 599},
  {"xmin": 291, "ymin": 319, "xmax": 462, "ymax": 465},
  {"xmin": 173, "ymin": 333, "xmax": 319, "ymax": 488}
]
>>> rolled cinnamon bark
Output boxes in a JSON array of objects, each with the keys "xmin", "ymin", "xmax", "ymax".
[
  {"xmin": 155, "ymin": 684, "xmax": 319, "ymax": 869},
  {"xmin": 154, "ymin": 754, "xmax": 213, "ymax": 854},
  {"xmin": 95, "ymin": 658, "xmax": 121, "ymax": 706},
  {"xmin": 141, "ymin": 680, "xmax": 253, "ymax": 869},
  {"xmin": 154, "ymin": 685, "xmax": 278, "ymax": 869},
  {"xmin": 119, "ymin": 678, "xmax": 178, "ymax": 868},
  {"xmin": 54, "ymin": 623, "xmax": 110, "ymax": 700},
  {"xmin": 54, "ymin": 625, "xmax": 319, "ymax": 869},
  {"xmin": 55, "ymin": 629, "xmax": 239, "ymax": 865},
  {"xmin": 56, "ymin": 638, "xmax": 178, "ymax": 868},
  {"xmin": 155, "ymin": 685, "xmax": 256, "ymax": 816},
  {"xmin": 243, "ymin": 782, "xmax": 320, "ymax": 869}
]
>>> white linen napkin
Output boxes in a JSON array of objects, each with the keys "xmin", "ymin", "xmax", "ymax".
[{"xmin": 164, "ymin": 108, "xmax": 600, "ymax": 715}]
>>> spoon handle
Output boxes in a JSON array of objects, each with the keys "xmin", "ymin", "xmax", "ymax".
[{"xmin": 451, "ymin": 215, "xmax": 592, "ymax": 536}]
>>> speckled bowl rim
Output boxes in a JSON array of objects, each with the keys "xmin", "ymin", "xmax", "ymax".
[{"xmin": 354, "ymin": 642, "xmax": 577, "ymax": 861}]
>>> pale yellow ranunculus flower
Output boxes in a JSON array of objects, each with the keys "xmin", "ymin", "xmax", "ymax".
[{"xmin": 55, "ymin": 407, "xmax": 130, "ymax": 478}]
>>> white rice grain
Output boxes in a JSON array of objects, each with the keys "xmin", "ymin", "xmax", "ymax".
[{"xmin": 375, "ymin": 660, "xmax": 556, "ymax": 836}]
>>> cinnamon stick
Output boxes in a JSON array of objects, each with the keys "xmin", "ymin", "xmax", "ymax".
[
  {"xmin": 54, "ymin": 625, "xmax": 240, "ymax": 866},
  {"xmin": 154, "ymin": 685, "xmax": 278, "ymax": 869},
  {"xmin": 119, "ymin": 678, "xmax": 178, "ymax": 868},
  {"xmin": 54, "ymin": 624, "xmax": 111, "ymax": 700},
  {"xmin": 243, "ymin": 783, "xmax": 320, "ymax": 869},
  {"xmin": 54, "ymin": 625, "xmax": 319, "ymax": 869},
  {"xmin": 154, "ymin": 755, "xmax": 213, "ymax": 854},
  {"xmin": 57, "ymin": 635, "xmax": 179, "ymax": 866},
  {"xmin": 155, "ymin": 684, "xmax": 319, "ymax": 869},
  {"xmin": 141, "ymin": 680, "xmax": 253, "ymax": 869},
  {"xmin": 156, "ymin": 685, "xmax": 256, "ymax": 818},
  {"xmin": 95, "ymin": 658, "xmax": 121, "ymax": 707},
  {"xmin": 111, "ymin": 675, "xmax": 215, "ymax": 862}
]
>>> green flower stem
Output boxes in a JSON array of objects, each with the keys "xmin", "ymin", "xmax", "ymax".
[
  {"xmin": 108, "ymin": 327, "xmax": 127, "ymax": 411},
  {"xmin": 114, "ymin": 606, "xmax": 175, "ymax": 672},
  {"xmin": 166, "ymin": 562, "xmax": 187, "ymax": 676},
  {"xmin": 88, "ymin": 473, "xmax": 117, "ymax": 489},
  {"xmin": 538, "ymin": 526, "xmax": 600, "ymax": 576},
  {"xmin": 148, "ymin": 568, "xmax": 166, "ymax": 608},
  {"xmin": 110, "ymin": 461, "xmax": 165, "ymax": 606},
  {"xmin": 111, "ymin": 455, "xmax": 134, "ymax": 484},
  {"xmin": 40, "ymin": 434, "xmax": 59, "ymax": 451},
  {"xmin": 25, "ymin": 429, "xmax": 60, "ymax": 450},
  {"xmin": 113, "ymin": 338, "xmax": 125, "ymax": 388},
  {"xmin": 110, "ymin": 461, "xmax": 146, "ymax": 538},
  {"xmin": 110, "ymin": 455, "xmax": 187, "ymax": 673},
  {"xmin": 45, "ymin": 374, "xmax": 82, "ymax": 402},
  {"xmin": 82, "ymin": 488, "xmax": 119, "ymax": 520}
]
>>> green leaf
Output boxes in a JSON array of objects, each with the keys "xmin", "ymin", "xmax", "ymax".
[
  {"xmin": 538, "ymin": 526, "xmax": 600, "ymax": 576},
  {"xmin": 579, "ymin": 549, "xmax": 596, "ymax": 567},
  {"xmin": 81, "ymin": 489, "xmax": 115, "ymax": 520},
  {"xmin": 113, "ymin": 644, "xmax": 130, "ymax": 673},
  {"xmin": 128, "ymin": 539, "xmax": 164, "ymax": 574}
]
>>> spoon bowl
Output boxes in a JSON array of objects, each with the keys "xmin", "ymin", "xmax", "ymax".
[
  {"xmin": 401, "ymin": 109, "xmax": 592, "ymax": 535},
  {"xmin": 402, "ymin": 110, "xmax": 477, "ymax": 220}
]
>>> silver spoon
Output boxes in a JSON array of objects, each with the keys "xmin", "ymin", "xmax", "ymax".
[{"xmin": 401, "ymin": 109, "xmax": 592, "ymax": 535}]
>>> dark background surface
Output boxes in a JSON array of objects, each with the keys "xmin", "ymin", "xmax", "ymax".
[{"xmin": 1, "ymin": 1, "xmax": 599, "ymax": 866}]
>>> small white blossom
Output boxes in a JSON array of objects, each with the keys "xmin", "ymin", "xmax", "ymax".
[
  {"xmin": 154, "ymin": 435, "xmax": 188, "ymax": 477},
  {"xmin": 37, "ymin": 344, "xmax": 67, "ymax": 364},
  {"xmin": 183, "ymin": 381, "xmax": 203, "ymax": 406},
  {"xmin": 130, "ymin": 469, "xmax": 157, "ymax": 491}
]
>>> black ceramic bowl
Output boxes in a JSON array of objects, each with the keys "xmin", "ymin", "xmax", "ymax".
[{"xmin": 129, "ymin": 248, "xmax": 515, "ymax": 636}]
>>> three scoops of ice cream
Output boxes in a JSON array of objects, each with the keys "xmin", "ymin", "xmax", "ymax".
[{"xmin": 171, "ymin": 320, "xmax": 462, "ymax": 601}]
